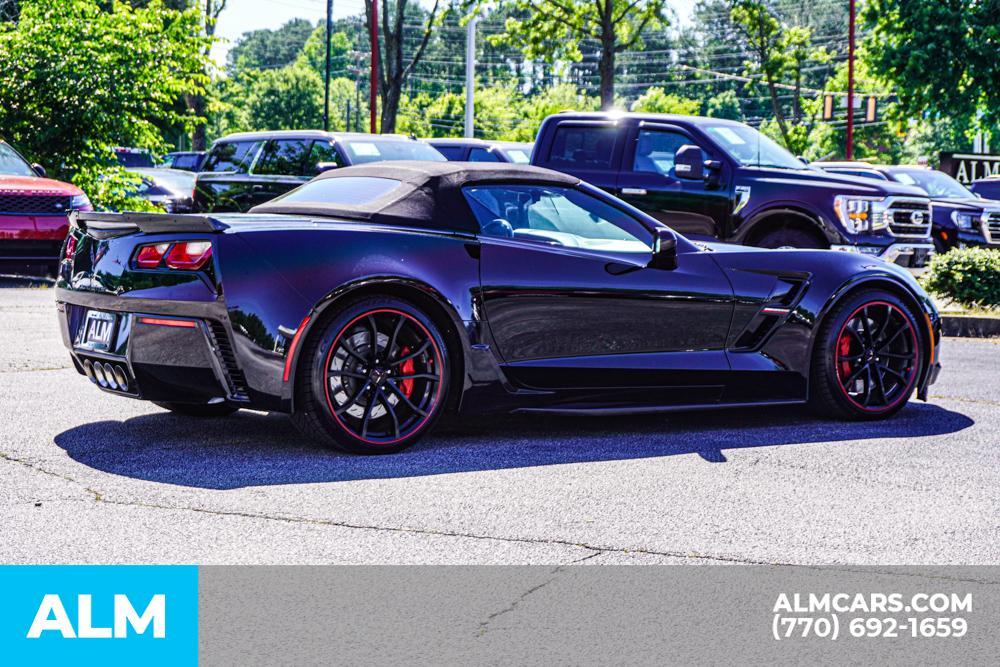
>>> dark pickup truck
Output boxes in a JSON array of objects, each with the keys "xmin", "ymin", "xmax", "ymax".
[{"xmin": 531, "ymin": 112, "xmax": 935, "ymax": 268}]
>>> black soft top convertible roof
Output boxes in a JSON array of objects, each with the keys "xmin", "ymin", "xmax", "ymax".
[{"xmin": 250, "ymin": 160, "xmax": 580, "ymax": 233}]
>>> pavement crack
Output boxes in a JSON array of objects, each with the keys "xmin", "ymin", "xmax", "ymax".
[{"xmin": 0, "ymin": 451, "xmax": 103, "ymax": 501}]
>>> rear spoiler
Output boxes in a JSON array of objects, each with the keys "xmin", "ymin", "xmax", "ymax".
[{"xmin": 71, "ymin": 211, "xmax": 228, "ymax": 236}]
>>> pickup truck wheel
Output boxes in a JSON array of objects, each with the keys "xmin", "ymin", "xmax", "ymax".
[
  {"xmin": 291, "ymin": 297, "xmax": 449, "ymax": 454},
  {"xmin": 755, "ymin": 228, "xmax": 825, "ymax": 250}
]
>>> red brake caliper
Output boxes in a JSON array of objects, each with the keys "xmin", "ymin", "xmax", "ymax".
[
  {"xmin": 399, "ymin": 346, "xmax": 415, "ymax": 398},
  {"xmin": 838, "ymin": 331, "xmax": 853, "ymax": 379}
]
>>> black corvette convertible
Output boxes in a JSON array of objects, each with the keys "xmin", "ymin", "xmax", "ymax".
[{"xmin": 56, "ymin": 162, "xmax": 942, "ymax": 454}]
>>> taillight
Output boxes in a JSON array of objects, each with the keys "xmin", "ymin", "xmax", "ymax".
[
  {"xmin": 63, "ymin": 235, "xmax": 77, "ymax": 261},
  {"xmin": 165, "ymin": 241, "xmax": 213, "ymax": 270},
  {"xmin": 132, "ymin": 241, "xmax": 212, "ymax": 271},
  {"xmin": 135, "ymin": 242, "xmax": 170, "ymax": 269}
]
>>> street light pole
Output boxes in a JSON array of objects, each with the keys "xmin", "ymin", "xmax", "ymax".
[
  {"xmin": 324, "ymin": 0, "xmax": 333, "ymax": 131},
  {"xmin": 846, "ymin": 0, "xmax": 855, "ymax": 160},
  {"xmin": 464, "ymin": 15, "xmax": 480, "ymax": 138},
  {"xmin": 369, "ymin": 0, "xmax": 379, "ymax": 133}
]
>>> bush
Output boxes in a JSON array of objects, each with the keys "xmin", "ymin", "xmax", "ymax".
[{"xmin": 921, "ymin": 247, "xmax": 1000, "ymax": 309}]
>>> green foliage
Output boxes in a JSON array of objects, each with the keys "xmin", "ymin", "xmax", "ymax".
[
  {"xmin": 0, "ymin": 0, "xmax": 209, "ymax": 210},
  {"xmin": 296, "ymin": 26, "xmax": 351, "ymax": 79},
  {"xmin": 245, "ymin": 64, "xmax": 325, "ymax": 131},
  {"xmin": 227, "ymin": 17, "xmax": 315, "ymax": 73},
  {"xmin": 630, "ymin": 88, "xmax": 700, "ymax": 115},
  {"xmin": 921, "ymin": 247, "xmax": 1000, "ymax": 309},
  {"xmin": 75, "ymin": 164, "xmax": 160, "ymax": 213},
  {"xmin": 863, "ymin": 0, "xmax": 1000, "ymax": 128},
  {"xmin": 705, "ymin": 91, "xmax": 742, "ymax": 120}
]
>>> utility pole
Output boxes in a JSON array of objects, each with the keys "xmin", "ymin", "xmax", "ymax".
[
  {"xmin": 324, "ymin": 0, "xmax": 333, "ymax": 131},
  {"xmin": 464, "ymin": 15, "xmax": 480, "ymax": 138},
  {"xmin": 369, "ymin": 0, "xmax": 379, "ymax": 133},
  {"xmin": 846, "ymin": 0, "xmax": 855, "ymax": 160}
]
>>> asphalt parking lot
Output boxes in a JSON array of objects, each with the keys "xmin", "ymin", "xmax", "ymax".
[{"xmin": 1, "ymin": 284, "xmax": 998, "ymax": 565}]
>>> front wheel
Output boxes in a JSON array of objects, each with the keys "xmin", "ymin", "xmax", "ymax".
[
  {"xmin": 291, "ymin": 297, "xmax": 450, "ymax": 454},
  {"xmin": 809, "ymin": 290, "xmax": 922, "ymax": 420}
]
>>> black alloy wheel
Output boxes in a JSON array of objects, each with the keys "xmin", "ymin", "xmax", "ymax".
[
  {"xmin": 291, "ymin": 297, "xmax": 449, "ymax": 454},
  {"xmin": 810, "ymin": 291, "xmax": 922, "ymax": 419}
]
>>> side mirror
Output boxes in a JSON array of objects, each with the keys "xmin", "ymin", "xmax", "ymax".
[
  {"xmin": 648, "ymin": 228, "xmax": 678, "ymax": 270},
  {"xmin": 674, "ymin": 145, "xmax": 704, "ymax": 181},
  {"xmin": 314, "ymin": 162, "xmax": 339, "ymax": 175},
  {"xmin": 32, "ymin": 164, "xmax": 47, "ymax": 178}
]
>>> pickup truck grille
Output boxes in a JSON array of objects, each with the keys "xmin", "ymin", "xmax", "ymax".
[
  {"xmin": 0, "ymin": 193, "xmax": 71, "ymax": 215},
  {"xmin": 886, "ymin": 199, "xmax": 931, "ymax": 238},
  {"xmin": 983, "ymin": 210, "xmax": 1000, "ymax": 244}
]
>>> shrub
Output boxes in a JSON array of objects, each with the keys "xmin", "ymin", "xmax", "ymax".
[{"xmin": 921, "ymin": 247, "xmax": 1000, "ymax": 309}]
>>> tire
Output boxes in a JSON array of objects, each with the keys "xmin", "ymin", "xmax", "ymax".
[
  {"xmin": 755, "ymin": 227, "xmax": 826, "ymax": 250},
  {"xmin": 290, "ymin": 296, "xmax": 450, "ymax": 454},
  {"xmin": 809, "ymin": 290, "xmax": 922, "ymax": 420},
  {"xmin": 153, "ymin": 401, "xmax": 239, "ymax": 417}
]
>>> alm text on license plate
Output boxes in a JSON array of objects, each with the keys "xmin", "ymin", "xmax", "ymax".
[{"xmin": 81, "ymin": 310, "xmax": 116, "ymax": 349}]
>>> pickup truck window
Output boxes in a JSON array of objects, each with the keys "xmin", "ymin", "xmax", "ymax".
[
  {"xmin": 435, "ymin": 146, "xmax": 465, "ymax": 161},
  {"xmin": 704, "ymin": 124, "xmax": 803, "ymax": 170},
  {"xmin": 548, "ymin": 126, "xmax": 617, "ymax": 169},
  {"xmin": 464, "ymin": 184, "xmax": 651, "ymax": 254},
  {"xmin": 633, "ymin": 130, "xmax": 692, "ymax": 175},
  {"xmin": 469, "ymin": 148, "xmax": 500, "ymax": 162},
  {"xmin": 255, "ymin": 139, "xmax": 311, "ymax": 176},
  {"xmin": 203, "ymin": 140, "xmax": 264, "ymax": 173},
  {"xmin": 306, "ymin": 141, "xmax": 344, "ymax": 174}
]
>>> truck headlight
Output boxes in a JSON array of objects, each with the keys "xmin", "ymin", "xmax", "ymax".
[
  {"xmin": 834, "ymin": 195, "xmax": 889, "ymax": 233},
  {"xmin": 950, "ymin": 210, "xmax": 980, "ymax": 230}
]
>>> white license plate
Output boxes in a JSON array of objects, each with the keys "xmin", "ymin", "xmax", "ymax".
[{"xmin": 81, "ymin": 310, "xmax": 116, "ymax": 349}]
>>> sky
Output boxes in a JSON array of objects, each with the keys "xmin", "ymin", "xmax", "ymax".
[{"xmin": 212, "ymin": 0, "xmax": 695, "ymax": 66}]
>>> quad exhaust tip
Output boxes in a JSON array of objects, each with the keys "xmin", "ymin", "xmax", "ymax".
[{"xmin": 83, "ymin": 359, "xmax": 131, "ymax": 393}]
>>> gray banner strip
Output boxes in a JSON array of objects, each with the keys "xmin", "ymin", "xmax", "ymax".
[{"xmin": 200, "ymin": 566, "xmax": 1000, "ymax": 665}]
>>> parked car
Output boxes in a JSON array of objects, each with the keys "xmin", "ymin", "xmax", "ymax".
[
  {"xmin": 969, "ymin": 175, "xmax": 1000, "ymax": 202},
  {"xmin": 193, "ymin": 131, "xmax": 446, "ymax": 212},
  {"xmin": 815, "ymin": 162, "xmax": 1000, "ymax": 251},
  {"xmin": 124, "ymin": 168, "xmax": 196, "ymax": 213},
  {"xmin": 427, "ymin": 138, "xmax": 533, "ymax": 164},
  {"xmin": 530, "ymin": 112, "xmax": 935, "ymax": 269},
  {"xmin": 57, "ymin": 162, "xmax": 941, "ymax": 454},
  {"xmin": 0, "ymin": 140, "xmax": 91, "ymax": 274},
  {"xmin": 159, "ymin": 151, "xmax": 206, "ymax": 172},
  {"xmin": 114, "ymin": 147, "xmax": 155, "ymax": 168}
]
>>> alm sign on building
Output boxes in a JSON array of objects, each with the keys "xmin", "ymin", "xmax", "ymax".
[{"xmin": 939, "ymin": 152, "xmax": 1000, "ymax": 183}]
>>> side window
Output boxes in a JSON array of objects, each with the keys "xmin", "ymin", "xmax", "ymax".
[
  {"xmin": 202, "ymin": 141, "xmax": 263, "ymax": 173},
  {"xmin": 633, "ymin": 130, "xmax": 694, "ymax": 175},
  {"xmin": 547, "ymin": 126, "xmax": 618, "ymax": 170},
  {"xmin": 464, "ymin": 185, "xmax": 651, "ymax": 254},
  {"xmin": 469, "ymin": 148, "xmax": 500, "ymax": 162},
  {"xmin": 305, "ymin": 141, "xmax": 344, "ymax": 175},
  {"xmin": 255, "ymin": 139, "xmax": 312, "ymax": 176},
  {"xmin": 435, "ymin": 146, "xmax": 465, "ymax": 161}
]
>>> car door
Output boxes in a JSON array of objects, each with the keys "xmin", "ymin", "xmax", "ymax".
[
  {"xmin": 196, "ymin": 140, "xmax": 265, "ymax": 212},
  {"xmin": 616, "ymin": 123, "xmax": 732, "ymax": 240},
  {"xmin": 468, "ymin": 183, "xmax": 735, "ymax": 405}
]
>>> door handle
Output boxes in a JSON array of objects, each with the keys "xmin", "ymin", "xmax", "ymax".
[
  {"xmin": 251, "ymin": 184, "xmax": 265, "ymax": 192},
  {"xmin": 621, "ymin": 188, "xmax": 647, "ymax": 196}
]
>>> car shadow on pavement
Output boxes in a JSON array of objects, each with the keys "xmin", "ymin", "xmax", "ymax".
[{"xmin": 53, "ymin": 402, "xmax": 975, "ymax": 490}]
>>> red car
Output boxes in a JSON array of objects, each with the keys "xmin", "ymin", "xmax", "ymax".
[{"xmin": 1, "ymin": 140, "xmax": 91, "ymax": 274}]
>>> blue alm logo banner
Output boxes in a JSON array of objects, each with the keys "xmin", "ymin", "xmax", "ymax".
[{"xmin": 0, "ymin": 566, "xmax": 198, "ymax": 665}]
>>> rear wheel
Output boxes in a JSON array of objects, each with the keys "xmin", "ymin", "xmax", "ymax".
[
  {"xmin": 810, "ymin": 290, "xmax": 922, "ymax": 420},
  {"xmin": 291, "ymin": 297, "xmax": 449, "ymax": 454},
  {"xmin": 152, "ymin": 401, "xmax": 239, "ymax": 417}
]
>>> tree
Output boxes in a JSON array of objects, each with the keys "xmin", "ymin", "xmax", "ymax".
[
  {"xmin": 630, "ymin": 88, "xmax": 700, "ymax": 115},
  {"xmin": 862, "ymin": 0, "xmax": 1000, "ymax": 128},
  {"xmin": 489, "ymin": 0, "xmax": 668, "ymax": 109},
  {"xmin": 705, "ymin": 90, "xmax": 742, "ymax": 120},
  {"xmin": 364, "ymin": 0, "xmax": 443, "ymax": 133},
  {"xmin": 246, "ymin": 65, "xmax": 326, "ymax": 131},
  {"xmin": 730, "ymin": 0, "xmax": 831, "ymax": 149},
  {"xmin": 0, "ymin": 0, "xmax": 209, "ymax": 209},
  {"xmin": 227, "ymin": 18, "xmax": 315, "ymax": 74},
  {"xmin": 189, "ymin": 0, "xmax": 228, "ymax": 149}
]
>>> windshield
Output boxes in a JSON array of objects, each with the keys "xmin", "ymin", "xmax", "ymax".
[
  {"xmin": 891, "ymin": 169, "xmax": 974, "ymax": 199},
  {"xmin": 504, "ymin": 148, "xmax": 531, "ymax": 164},
  {"xmin": 0, "ymin": 143, "xmax": 36, "ymax": 177},
  {"xmin": 130, "ymin": 168, "xmax": 195, "ymax": 194},
  {"xmin": 341, "ymin": 139, "xmax": 445, "ymax": 164},
  {"xmin": 704, "ymin": 124, "xmax": 805, "ymax": 170}
]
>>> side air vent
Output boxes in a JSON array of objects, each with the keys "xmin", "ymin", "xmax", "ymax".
[
  {"xmin": 733, "ymin": 277, "xmax": 807, "ymax": 351},
  {"xmin": 206, "ymin": 321, "xmax": 250, "ymax": 401}
]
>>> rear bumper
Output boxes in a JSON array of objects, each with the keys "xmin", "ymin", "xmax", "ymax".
[{"xmin": 56, "ymin": 289, "xmax": 253, "ymax": 407}]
